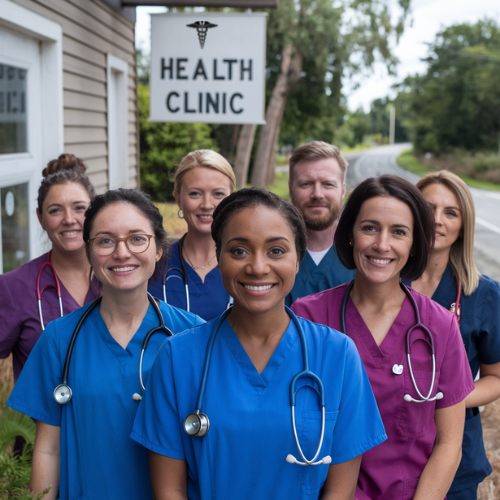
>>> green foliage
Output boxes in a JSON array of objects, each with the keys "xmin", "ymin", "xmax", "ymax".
[
  {"xmin": 266, "ymin": 172, "xmax": 290, "ymax": 199},
  {"xmin": 138, "ymin": 84, "xmax": 218, "ymax": 201},
  {"xmin": 0, "ymin": 383, "xmax": 49, "ymax": 499},
  {"xmin": 397, "ymin": 149, "xmax": 432, "ymax": 176},
  {"xmin": 394, "ymin": 19, "xmax": 500, "ymax": 154},
  {"xmin": 473, "ymin": 154, "xmax": 500, "ymax": 172},
  {"xmin": 268, "ymin": 0, "xmax": 412, "ymax": 148}
]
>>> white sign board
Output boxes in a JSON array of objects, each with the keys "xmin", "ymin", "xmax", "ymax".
[{"xmin": 150, "ymin": 12, "xmax": 267, "ymax": 124}]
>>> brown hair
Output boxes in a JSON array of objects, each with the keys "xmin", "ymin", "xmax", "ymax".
[
  {"xmin": 289, "ymin": 141, "xmax": 348, "ymax": 182},
  {"xmin": 417, "ymin": 171, "xmax": 480, "ymax": 295},
  {"xmin": 335, "ymin": 175, "xmax": 435, "ymax": 282},
  {"xmin": 38, "ymin": 154, "xmax": 95, "ymax": 213}
]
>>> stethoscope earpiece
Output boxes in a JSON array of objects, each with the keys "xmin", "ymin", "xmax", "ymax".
[{"xmin": 132, "ymin": 393, "xmax": 142, "ymax": 401}]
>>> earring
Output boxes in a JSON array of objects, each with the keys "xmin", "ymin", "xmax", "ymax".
[
  {"xmin": 349, "ymin": 241, "xmax": 353, "ymax": 246},
  {"xmin": 178, "ymin": 209, "xmax": 184, "ymax": 219}
]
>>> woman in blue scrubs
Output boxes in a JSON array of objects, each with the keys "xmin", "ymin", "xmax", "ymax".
[
  {"xmin": 7, "ymin": 189, "xmax": 204, "ymax": 500},
  {"xmin": 410, "ymin": 171, "xmax": 500, "ymax": 500},
  {"xmin": 132, "ymin": 188, "xmax": 387, "ymax": 500},
  {"xmin": 148, "ymin": 150, "xmax": 235, "ymax": 320}
]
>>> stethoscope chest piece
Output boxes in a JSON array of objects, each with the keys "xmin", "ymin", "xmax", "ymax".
[
  {"xmin": 184, "ymin": 412, "xmax": 210, "ymax": 437},
  {"xmin": 392, "ymin": 364, "xmax": 404, "ymax": 375},
  {"xmin": 54, "ymin": 384, "xmax": 72, "ymax": 404}
]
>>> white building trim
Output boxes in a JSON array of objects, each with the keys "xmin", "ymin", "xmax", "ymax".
[{"xmin": 107, "ymin": 53, "xmax": 129, "ymax": 189}]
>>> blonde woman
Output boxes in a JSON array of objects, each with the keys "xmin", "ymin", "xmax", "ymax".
[
  {"xmin": 410, "ymin": 171, "xmax": 500, "ymax": 500},
  {"xmin": 148, "ymin": 150, "xmax": 236, "ymax": 320}
]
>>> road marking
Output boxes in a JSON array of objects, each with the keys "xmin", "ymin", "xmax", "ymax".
[{"xmin": 476, "ymin": 217, "xmax": 500, "ymax": 235}]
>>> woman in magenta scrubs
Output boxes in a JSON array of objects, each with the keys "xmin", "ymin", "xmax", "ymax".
[
  {"xmin": 292, "ymin": 175, "xmax": 475, "ymax": 500},
  {"xmin": 0, "ymin": 154, "xmax": 101, "ymax": 382}
]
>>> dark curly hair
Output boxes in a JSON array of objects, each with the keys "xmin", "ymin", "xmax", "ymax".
[
  {"xmin": 211, "ymin": 188, "xmax": 307, "ymax": 262},
  {"xmin": 334, "ymin": 175, "xmax": 435, "ymax": 282},
  {"xmin": 83, "ymin": 189, "xmax": 169, "ymax": 283},
  {"xmin": 38, "ymin": 154, "xmax": 95, "ymax": 213}
]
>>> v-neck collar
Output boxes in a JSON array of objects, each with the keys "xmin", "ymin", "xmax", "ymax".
[
  {"xmin": 431, "ymin": 265, "xmax": 456, "ymax": 307},
  {"xmin": 302, "ymin": 246, "xmax": 336, "ymax": 272},
  {"xmin": 346, "ymin": 293, "xmax": 413, "ymax": 368},
  {"xmin": 218, "ymin": 318, "xmax": 298, "ymax": 393},
  {"xmin": 89, "ymin": 303, "xmax": 158, "ymax": 368},
  {"xmin": 171, "ymin": 239, "xmax": 219, "ymax": 286}
]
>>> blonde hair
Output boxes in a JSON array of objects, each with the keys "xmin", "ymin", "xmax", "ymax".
[
  {"xmin": 174, "ymin": 150, "xmax": 236, "ymax": 194},
  {"xmin": 289, "ymin": 141, "xmax": 348, "ymax": 182},
  {"xmin": 416, "ymin": 171, "xmax": 480, "ymax": 295}
]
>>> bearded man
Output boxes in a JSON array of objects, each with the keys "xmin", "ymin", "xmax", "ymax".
[{"xmin": 286, "ymin": 141, "xmax": 355, "ymax": 306}]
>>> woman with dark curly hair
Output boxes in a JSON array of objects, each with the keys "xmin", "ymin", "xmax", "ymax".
[
  {"xmin": 132, "ymin": 188, "xmax": 386, "ymax": 500},
  {"xmin": 8, "ymin": 189, "xmax": 204, "ymax": 500}
]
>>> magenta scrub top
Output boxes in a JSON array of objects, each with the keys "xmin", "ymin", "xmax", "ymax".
[
  {"xmin": 0, "ymin": 252, "xmax": 101, "ymax": 381},
  {"xmin": 291, "ymin": 282, "xmax": 475, "ymax": 500}
]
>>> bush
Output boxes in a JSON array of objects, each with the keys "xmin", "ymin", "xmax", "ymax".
[
  {"xmin": 473, "ymin": 155, "xmax": 500, "ymax": 173},
  {"xmin": 0, "ymin": 383, "xmax": 50, "ymax": 499}
]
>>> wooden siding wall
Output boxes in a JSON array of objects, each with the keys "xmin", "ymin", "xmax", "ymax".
[{"xmin": 13, "ymin": 0, "xmax": 138, "ymax": 192}]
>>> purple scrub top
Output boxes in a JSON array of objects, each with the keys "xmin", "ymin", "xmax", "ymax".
[
  {"xmin": 292, "ymin": 282, "xmax": 475, "ymax": 500},
  {"xmin": 0, "ymin": 252, "xmax": 101, "ymax": 381}
]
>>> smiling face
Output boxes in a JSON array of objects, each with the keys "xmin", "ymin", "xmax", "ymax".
[
  {"xmin": 88, "ymin": 202, "xmax": 162, "ymax": 294},
  {"xmin": 352, "ymin": 196, "xmax": 414, "ymax": 286},
  {"xmin": 218, "ymin": 205, "xmax": 299, "ymax": 316},
  {"xmin": 174, "ymin": 167, "xmax": 232, "ymax": 236},
  {"xmin": 420, "ymin": 183, "xmax": 462, "ymax": 253},
  {"xmin": 289, "ymin": 158, "xmax": 345, "ymax": 231},
  {"xmin": 37, "ymin": 182, "xmax": 91, "ymax": 254}
]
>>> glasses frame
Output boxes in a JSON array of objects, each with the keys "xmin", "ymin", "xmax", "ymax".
[{"xmin": 88, "ymin": 234, "xmax": 155, "ymax": 256}]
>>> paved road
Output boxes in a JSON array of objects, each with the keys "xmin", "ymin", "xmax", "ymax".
[{"xmin": 347, "ymin": 145, "xmax": 500, "ymax": 281}]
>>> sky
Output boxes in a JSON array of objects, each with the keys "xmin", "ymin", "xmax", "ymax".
[{"xmin": 135, "ymin": 0, "xmax": 500, "ymax": 112}]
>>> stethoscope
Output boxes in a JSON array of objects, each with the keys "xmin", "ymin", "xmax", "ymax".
[
  {"xmin": 341, "ymin": 280, "xmax": 444, "ymax": 404},
  {"xmin": 53, "ymin": 293, "xmax": 173, "ymax": 405},
  {"xmin": 37, "ymin": 252, "xmax": 63, "ymax": 330},
  {"xmin": 183, "ymin": 306, "xmax": 332, "ymax": 466},
  {"xmin": 162, "ymin": 234, "xmax": 233, "ymax": 312}
]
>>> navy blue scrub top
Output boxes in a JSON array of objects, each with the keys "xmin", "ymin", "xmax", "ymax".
[
  {"xmin": 148, "ymin": 239, "xmax": 231, "ymax": 322},
  {"xmin": 410, "ymin": 265, "xmax": 500, "ymax": 491},
  {"xmin": 285, "ymin": 246, "xmax": 355, "ymax": 306}
]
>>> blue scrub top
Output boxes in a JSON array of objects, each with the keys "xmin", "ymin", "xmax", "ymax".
[
  {"xmin": 148, "ymin": 239, "xmax": 231, "ymax": 321},
  {"xmin": 410, "ymin": 265, "xmax": 500, "ymax": 492},
  {"xmin": 132, "ymin": 314, "xmax": 387, "ymax": 500},
  {"xmin": 285, "ymin": 246, "xmax": 355, "ymax": 306},
  {"xmin": 7, "ymin": 300, "xmax": 204, "ymax": 500}
]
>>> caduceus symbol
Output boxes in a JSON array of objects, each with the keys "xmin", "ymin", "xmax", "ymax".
[{"xmin": 187, "ymin": 21, "xmax": 218, "ymax": 49}]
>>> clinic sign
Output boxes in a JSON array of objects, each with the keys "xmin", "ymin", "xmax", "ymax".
[{"xmin": 150, "ymin": 13, "xmax": 267, "ymax": 124}]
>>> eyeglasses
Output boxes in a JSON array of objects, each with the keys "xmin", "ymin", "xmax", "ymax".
[{"xmin": 88, "ymin": 234, "xmax": 155, "ymax": 256}]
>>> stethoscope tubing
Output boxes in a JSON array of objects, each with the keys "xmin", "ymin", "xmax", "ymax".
[
  {"xmin": 341, "ymin": 280, "xmax": 442, "ymax": 404},
  {"xmin": 37, "ymin": 255, "xmax": 64, "ymax": 330},
  {"xmin": 186, "ymin": 305, "xmax": 331, "ymax": 466}
]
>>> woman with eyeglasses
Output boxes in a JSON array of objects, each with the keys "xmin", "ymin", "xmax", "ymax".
[{"xmin": 8, "ymin": 189, "xmax": 204, "ymax": 500}]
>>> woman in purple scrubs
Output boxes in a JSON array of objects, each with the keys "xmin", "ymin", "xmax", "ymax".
[
  {"xmin": 0, "ymin": 154, "xmax": 101, "ymax": 382},
  {"xmin": 412, "ymin": 171, "xmax": 500, "ymax": 500},
  {"xmin": 292, "ymin": 175, "xmax": 475, "ymax": 500}
]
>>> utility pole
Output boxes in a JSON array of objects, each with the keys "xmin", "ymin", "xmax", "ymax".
[{"xmin": 389, "ymin": 104, "xmax": 395, "ymax": 145}]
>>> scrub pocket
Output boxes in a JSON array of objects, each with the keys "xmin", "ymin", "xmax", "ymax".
[
  {"xmin": 297, "ymin": 410, "xmax": 339, "ymax": 499},
  {"xmin": 399, "ymin": 370, "xmax": 440, "ymax": 438},
  {"xmin": 403, "ymin": 478, "xmax": 419, "ymax": 499}
]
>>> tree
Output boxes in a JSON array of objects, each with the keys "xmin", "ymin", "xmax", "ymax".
[
  {"xmin": 138, "ymin": 84, "xmax": 218, "ymax": 201},
  {"xmin": 395, "ymin": 19, "xmax": 500, "ymax": 154},
  {"xmin": 244, "ymin": 0, "xmax": 411, "ymax": 186}
]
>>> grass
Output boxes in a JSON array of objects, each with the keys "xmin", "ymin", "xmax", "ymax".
[
  {"xmin": 266, "ymin": 172, "xmax": 290, "ymax": 199},
  {"xmin": 154, "ymin": 202, "xmax": 188, "ymax": 238},
  {"xmin": 397, "ymin": 149, "xmax": 500, "ymax": 191}
]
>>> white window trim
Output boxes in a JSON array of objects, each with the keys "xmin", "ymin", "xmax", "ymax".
[
  {"xmin": 0, "ymin": 0, "xmax": 63, "ymax": 262},
  {"xmin": 107, "ymin": 54, "xmax": 129, "ymax": 189}
]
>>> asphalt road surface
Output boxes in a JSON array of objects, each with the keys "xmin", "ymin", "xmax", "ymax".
[{"xmin": 347, "ymin": 144, "xmax": 500, "ymax": 282}]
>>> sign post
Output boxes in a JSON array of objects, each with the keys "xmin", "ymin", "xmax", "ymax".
[{"xmin": 150, "ymin": 12, "xmax": 267, "ymax": 124}]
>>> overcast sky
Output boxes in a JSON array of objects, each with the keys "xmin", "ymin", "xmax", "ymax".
[{"xmin": 135, "ymin": 0, "xmax": 500, "ymax": 112}]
